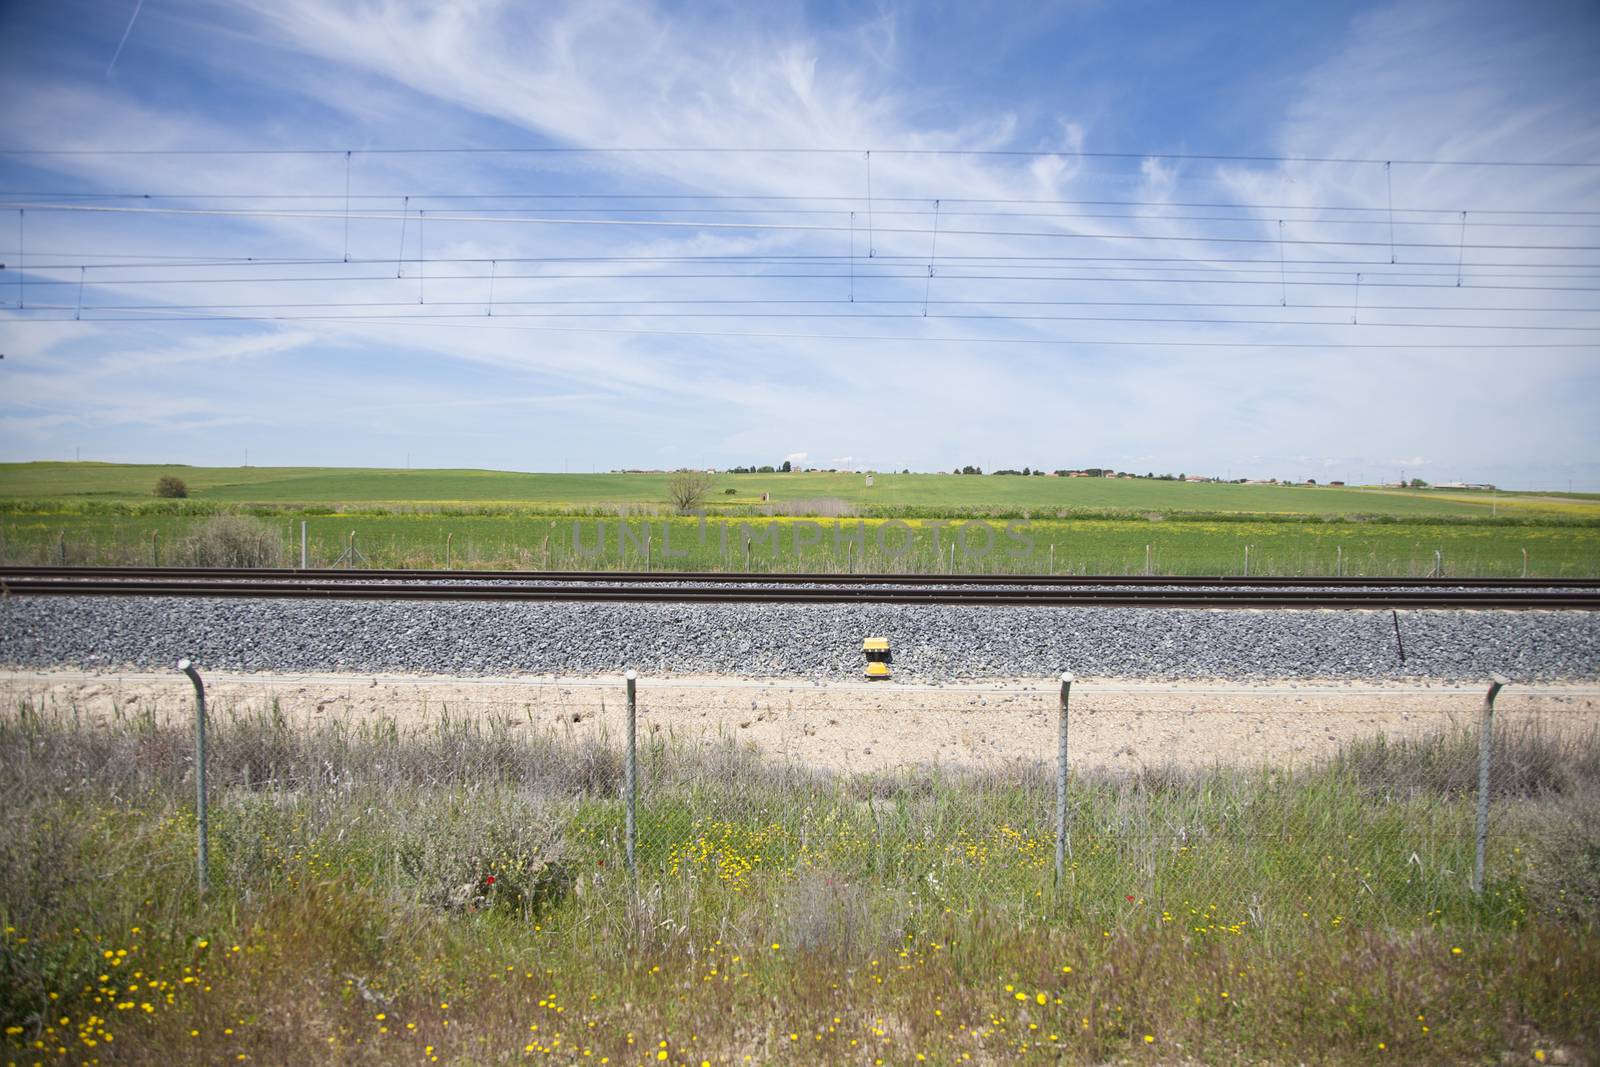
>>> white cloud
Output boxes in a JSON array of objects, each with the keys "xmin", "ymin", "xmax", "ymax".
[{"xmin": 0, "ymin": 0, "xmax": 1595, "ymax": 484}]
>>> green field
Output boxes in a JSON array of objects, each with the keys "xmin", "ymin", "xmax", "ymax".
[
  {"xmin": 3, "ymin": 463, "xmax": 1598, "ymax": 576},
  {"xmin": 5, "ymin": 461, "xmax": 1598, "ymax": 518},
  {"xmin": 7, "ymin": 512, "xmax": 1600, "ymax": 577}
]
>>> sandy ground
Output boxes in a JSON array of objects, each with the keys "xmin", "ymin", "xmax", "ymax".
[{"xmin": 4, "ymin": 668, "xmax": 1596, "ymax": 774}]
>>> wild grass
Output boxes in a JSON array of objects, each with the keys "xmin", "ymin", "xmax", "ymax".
[
  {"xmin": 1, "ymin": 702, "xmax": 1596, "ymax": 1064},
  {"xmin": 5, "ymin": 511, "xmax": 1599, "ymax": 576}
]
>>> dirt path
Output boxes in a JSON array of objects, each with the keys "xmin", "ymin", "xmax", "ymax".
[{"xmin": 6, "ymin": 668, "xmax": 1595, "ymax": 774}]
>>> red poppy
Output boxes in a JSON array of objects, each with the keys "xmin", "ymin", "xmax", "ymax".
[
  {"xmin": 1125, "ymin": 895, "xmax": 1135, "ymax": 902},
  {"xmin": 485, "ymin": 875, "xmax": 496, "ymax": 885}
]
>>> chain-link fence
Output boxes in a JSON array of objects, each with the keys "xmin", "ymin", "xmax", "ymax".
[
  {"xmin": 618, "ymin": 674, "xmax": 1585, "ymax": 935},
  {"xmin": 4, "ymin": 511, "xmax": 1592, "ymax": 576},
  {"xmin": 7, "ymin": 669, "xmax": 1594, "ymax": 933}
]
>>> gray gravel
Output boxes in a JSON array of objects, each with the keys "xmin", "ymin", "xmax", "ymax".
[{"xmin": 2, "ymin": 594, "xmax": 1597, "ymax": 681}]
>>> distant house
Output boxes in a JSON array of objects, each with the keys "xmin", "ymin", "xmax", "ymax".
[{"xmin": 1329, "ymin": 480, "xmax": 1345, "ymax": 487}]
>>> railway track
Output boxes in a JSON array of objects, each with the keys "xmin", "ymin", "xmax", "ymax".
[{"xmin": 2, "ymin": 566, "xmax": 1597, "ymax": 609}]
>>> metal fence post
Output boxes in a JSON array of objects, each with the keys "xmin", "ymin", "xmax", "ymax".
[
  {"xmin": 625, "ymin": 669, "xmax": 638, "ymax": 880},
  {"xmin": 299, "ymin": 520, "xmax": 307, "ymax": 569},
  {"xmin": 1243, "ymin": 544, "xmax": 1250, "ymax": 577},
  {"xmin": 1336, "ymin": 545, "xmax": 1343, "ymax": 577},
  {"xmin": 1473, "ymin": 673, "xmax": 1510, "ymax": 895},
  {"xmin": 1144, "ymin": 544, "xmax": 1151, "ymax": 576},
  {"xmin": 178, "ymin": 659, "xmax": 208, "ymax": 897},
  {"xmin": 1054, "ymin": 671, "xmax": 1073, "ymax": 885}
]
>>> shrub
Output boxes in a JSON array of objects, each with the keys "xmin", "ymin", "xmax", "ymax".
[
  {"xmin": 154, "ymin": 475, "xmax": 189, "ymax": 498},
  {"xmin": 183, "ymin": 514, "xmax": 285, "ymax": 568}
]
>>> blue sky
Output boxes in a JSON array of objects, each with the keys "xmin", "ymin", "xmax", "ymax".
[{"xmin": 1, "ymin": 0, "xmax": 1597, "ymax": 488}]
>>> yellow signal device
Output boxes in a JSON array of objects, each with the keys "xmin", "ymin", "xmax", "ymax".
[{"xmin": 862, "ymin": 636, "xmax": 891, "ymax": 679}]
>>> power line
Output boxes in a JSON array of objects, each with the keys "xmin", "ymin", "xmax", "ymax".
[
  {"xmin": 9, "ymin": 270, "xmax": 1599, "ymax": 294},
  {"xmin": 11, "ymin": 251, "xmax": 1598, "ymax": 275},
  {"xmin": 8, "ymin": 198, "xmax": 1596, "ymax": 229},
  {"xmin": 8, "ymin": 201, "xmax": 1600, "ymax": 252},
  {"xmin": 14, "ymin": 258, "xmax": 1598, "ymax": 280},
  {"xmin": 5, "ymin": 310, "xmax": 1592, "ymax": 348},
  {"xmin": 12, "ymin": 301, "xmax": 1594, "ymax": 331},
  {"xmin": 5, "ymin": 189, "xmax": 1594, "ymax": 216},
  {"xmin": 2, "ymin": 145, "xmax": 1597, "ymax": 167},
  {"xmin": 10, "ymin": 283, "xmax": 1595, "ymax": 314}
]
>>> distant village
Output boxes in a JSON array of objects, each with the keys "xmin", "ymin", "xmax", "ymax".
[{"xmin": 616, "ymin": 464, "xmax": 1496, "ymax": 491}]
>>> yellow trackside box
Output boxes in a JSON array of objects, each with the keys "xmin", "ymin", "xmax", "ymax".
[{"xmin": 863, "ymin": 636, "xmax": 891, "ymax": 679}]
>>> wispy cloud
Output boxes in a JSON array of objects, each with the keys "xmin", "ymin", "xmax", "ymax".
[{"xmin": 0, "ymin": 0, "xmax": 1596, "ymax": 485}]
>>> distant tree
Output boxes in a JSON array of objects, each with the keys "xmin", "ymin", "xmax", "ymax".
[
  {"xmin": 758, "ymin": 465, "xmax": 775, "ymax": 473},
  {"xmin": 1410, "ymin": 478, "xmax": 1429, "ymax": 488},
  {"xmin": 667, "ymin": 470, "xmax": 713, "ymax": 513},
  {"xmin": 780, "ymin": 460, "xmax": 792, "ymax": 473},
  {"xmin": 154, "ymin": 475, "xmax": 189, "ymax": 499}
]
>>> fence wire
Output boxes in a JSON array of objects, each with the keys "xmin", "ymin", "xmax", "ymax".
[{"xmin": 8, "ymin": 672, "xmax": 1589, "ymax": 932}]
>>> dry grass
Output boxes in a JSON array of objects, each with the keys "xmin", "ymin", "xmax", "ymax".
[
  {"xmin": 2, "ymin": 701, "xmax": 1597, "ymax": 1065},
  {"xmin": 184, "ymin": 514, "xmax": 286, "ymax": 568}
]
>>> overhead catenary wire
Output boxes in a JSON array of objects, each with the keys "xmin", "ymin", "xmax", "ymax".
[
  {"xmin": 13, "ymin": 300, "xmax": 1598, "ymax": 330},
  {"xmin": 10, "ymin": 252, "xmax": 1598, "ymax": 276},
  {"xmin": 12, "ymin": 293, "xmax": 1595, "ymax": 314},
  {"xmin": 2, "ymin": 309, "xmax": 1592, "ymax": 347},
  {"xmin": 5, "ymin": 188, "xmax": 1597, "ymax": 219},
  {"xmin": 3, "ymin": 144, "xmax": 1598, "ymax": 167},
  {"xmin": 8, "ymin": 201, "xmax": 1599, "ymax": 251},
  {"xmin": 4, "ymin": 146, "xmax": 1593, "ymax": 353},
  {"xmin": 7, "ymin": 272, "xmax": 1600, "ymax": 296}
]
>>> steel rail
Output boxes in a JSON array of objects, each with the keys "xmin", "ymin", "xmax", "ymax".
[
  {"xmin": 1, "ymin": 573, "xmax": 1596, "ymax": 609},
  {"xmin": 2, "ymin": 565, "xmax": 1597, "ymax": 589}
]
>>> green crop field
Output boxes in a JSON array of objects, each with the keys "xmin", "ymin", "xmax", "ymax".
[
  {"xmin": 5, "ymin": 461, "xmax": 1598, "ymax": 518},
  {"xmin": 3, "ymin": 463, "xmax": 1598, "ymax": 576},
  {"xmin": 7, "ymin": 512, "xmax": 1600, "ymax": 577}
]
